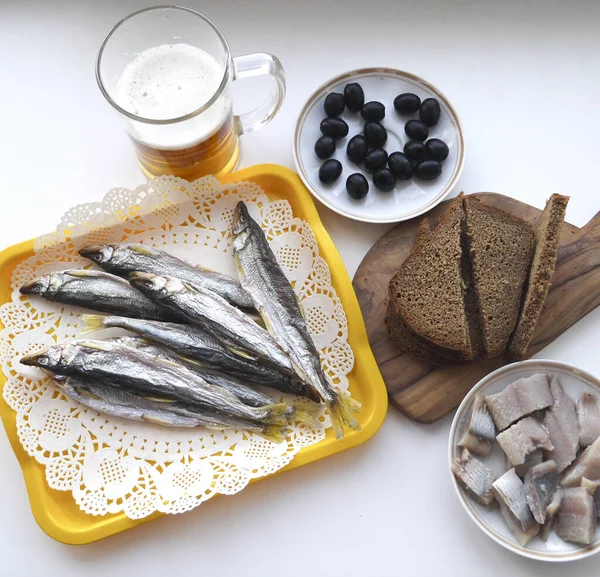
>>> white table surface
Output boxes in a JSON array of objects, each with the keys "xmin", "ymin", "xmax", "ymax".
[{"xmin": 1, "ymin": 0, "xmax": 600, "ymax": 575}]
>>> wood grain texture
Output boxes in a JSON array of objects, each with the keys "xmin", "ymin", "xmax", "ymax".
[{"xmin": 353, "ymin": 193, "xmax": 600, "ymax": 423}]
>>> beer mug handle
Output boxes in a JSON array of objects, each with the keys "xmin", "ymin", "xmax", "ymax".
[{"xmin": 233, "ymin": 53, "xmax": 286, "ymax": 135}]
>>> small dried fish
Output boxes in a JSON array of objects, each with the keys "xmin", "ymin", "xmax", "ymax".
[
  {"xmin": 232, "ymin": 201, "xmax": 360, "ymax": 439},
  {"xmin": 492, "ymin": 468, "xmax": 540, "ymax": 546},
  {"xmin": 110, "ymin": 335, "xmax": 276, "ymax": 409},
  {"xmin": 542, "ymin": 376, "xmax": 580, "ymax": 472},
  {"xmin": 497, "ymin": 417, "xmax": 554, "ymax": 466},
  {"xmin": 484, "ymin": 373, "xmax": 553, "ymax": 431},
  {"xmin": 556, "ymin": 487, "xmax": 597, "ymax": 545},
  {"xmin": 562, "ymin": 436, "xmax": 600, "ymax": 487},
  {"xmin": 20, "ymin": 269, "xmax": 178, "ymax": 322},
  {"xmin": 524, "ymin": 460, "xmax": 559, "ymax": 524},
  {"xmin": 129, "ymin": 273, "xmax": 297, "ymax": 378},
  {"xmin": 79, "ymin": 243, "xmax": 254, "ymax": 310},
  {"xmin": 581, "ymin": 478, "xmax": 600, "ymax": 519},
  {"xmin": 451, "ymin": 448, "xmax": 497, "ymax": 506},
  {"xmin": 541, "ymin": 488, "xmax": 563, "ymax": 541},
  {"xmin": 55, "ymin": 375, "xmax": 283, "ymax": 437},
  {"xmin": 458, "ymin": 394, "xmax": 496, "ymax": 456},
  {"xmin": 510, "ymin": 450, "xmax": 544, "ymax": 478},
  {"xmin": 21, "ymin": 341, "xmax": 296, "ymax": 437},
  {"xmin": 577, "ymin": 391, "xmax": 600, "ymax": 448},
  {"xmin": 81, "ymin": 314, "xmax": 319, "ymax": 401}
]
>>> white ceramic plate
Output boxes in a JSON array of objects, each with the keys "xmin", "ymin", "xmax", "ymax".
[
  {"xmin": 449, "ymin": 360, "xmax": 600, "ymax": 562},
  {"xmin": 293, "ymin": 68, "xmax": 465, "ymax": 223}
]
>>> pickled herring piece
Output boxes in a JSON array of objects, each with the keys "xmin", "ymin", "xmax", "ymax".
[
  {"xmin": 484, "ymin": 373, "xmax": 553, "ymax": 430},
  {"xmin": 497, "ymin": 417, "xmax": 553, "ymax": 466},
  {"xmin": 451, "ymin": 448, "xmax": 497, "ymax": 506},
  {"xmin": 562, "ymin": 437, "xmax": 600, "ymax": 487},
  {"xmin": 556, "ymin": 487, "xmax": 597, "ymax": 545},
  {"xmin": 458, "ymin": 394, "xmax": 497, "ymax": 456},
  {"xmin": 577, "ymin": 391, "xmax": 600, "ymax": 448},
  {"xmin": 524, "ymin": 460, "xmax": 559, "ymax": 524},
  {"xmin": 541, "ymin": 488, "xmax": 562, "ymax": 541}
]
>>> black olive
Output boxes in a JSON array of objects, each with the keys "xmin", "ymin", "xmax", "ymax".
[
  {"xmin": 414, "ymin": 160, "xmax": 442, "ymax": 181},
  {"xmin": 346, "ymin": 173, "xmax": 369, "ymax": 199},
  {"xmin": 363, "ymin": 121, "xmax": 387, "ymax": 148},
  {"xmin": 318, "ymin": 159, "xmax": 343, "ymax": 184},
  {"xmin": 343, "ymin": 83, "xmax": 365, "ymax": 112},
  {"xmin": 405, "ymin": 119, "xmax": 429, "ymax": 141},
  {"xmin": 320, "ymin": 117, "xmax": 349, "ymax": 139},
  {"xmin": 387, "ymin": 152, "xmax": 413, "ymax": 180},
  {"xmin": 373, "ymin": 168, "xmax": 396, "ymax": 192},
  {"xmin": 323, "ymin": 92, "xmax": 345, "ymax": 117},
  {"xmin": 364, "ymin": 148, "xmax": 388, "ymax": 173},
  {"xmin": 419, "ymin": 98, "xmax": 441, "ymax": 127},
  {"xmin": 361, "ymin": 101, "xmax": 385, "ymax": 122},
  {"xmin": 393, "ymin": 93, "xmax": 421, "ymax": 114},
  {"xmin": 425, "ymin": 138, "xmax": 449, "ymax": 162},
  {"xmin": 346, "ymin": 135, "xmax": 368, "ymax": 163},
  {"xmin": 314, "ymin": 135, "xmax": 336, "ymax": 159},
  {"xmin": 403, "ymin": 140, "xmax": 427, "ymax": 162}
]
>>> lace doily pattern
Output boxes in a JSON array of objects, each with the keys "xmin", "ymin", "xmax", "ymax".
[{"xmin": 0, "ymin": 176, "xmax": 354, "ymax": 519}]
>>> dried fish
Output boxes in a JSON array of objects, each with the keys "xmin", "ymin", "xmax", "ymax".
[
  {"xmin": 556, "ymin": 487, "xmax": 597, "ymax": 545},
  {"xmin": 577, "ymin": 391, "xmax": 600, "ymax": 448},
  {"xmin": 19, "ymin": 269, "xmax": 178, "ymax": 321},
  {"xmin": 81, "ymin": 314, "xmax": 319, "ymax": 401},
  {"xmin": 458, "ymin": 394, "xmax": 496, "ymax": 456},
  {"xmin": 541, "ymin": 488, "xmax": 563, "ymax": 541},
  {"xmin": 79, "ymin": 243, "xmax": 254, "ymax": 310},
  {"xmin": 562, "ymin": 436, "xmax": 600, "ymax": 487},
  {"xmin": 542, "ymin": 376, "xmax": 580, "ymax": 472},
  {"xmin": 484, "ymin": 373, "xmax": 553, "ymax": 431},
  {"xmin": 492, "ymin": 468, "xmax": 540, "ymax": 546},
  {"xmin": 451, "ymin": 448, "xmax": 497, "ymax": 506},
  {"xmin": 232, "ymin": 202, "xmax": 360, "ymax": 439},
  {"xmin": 497, "ymin": 417, "xmax": 554, "ymax": 466},
  {"xmin": 524, "ymin": 460, "xmax": 559, "ymax": 524},
  {"xmin": 129, "ymin": 273, "xmax": 297, "ymax": 378}
]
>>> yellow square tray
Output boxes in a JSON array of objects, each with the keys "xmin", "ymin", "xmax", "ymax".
[{"xmin": 0, "ymin": 164, "xmax": 388, "ymax": 544}]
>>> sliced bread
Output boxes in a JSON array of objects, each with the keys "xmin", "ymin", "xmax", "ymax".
[
  {"xmin": 463, "ymin": 196, "xmax": 535, "ymax": 358},
  {"xmin": 509, "ymin": 194, "xmax": 569, "ymax": 359},
  {"xmin": 388, "ymin": 193, "xmax": 473, "ymax": 361}
]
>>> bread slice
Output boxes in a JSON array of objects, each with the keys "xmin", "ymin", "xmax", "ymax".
[
  {"xmin": 388, "ymin": 194, "xmax": 473, "ymax": 361},
  {"xmin": 463, "ymin": 196, "xmax": 535, "ymax": 358},
  {"xmin": 509, "ymin": 194, "xmax": 569, "ymax": 359},
  {"xmin": 385, "ymin": 217, "xmax": 461, "ymax": 366}
]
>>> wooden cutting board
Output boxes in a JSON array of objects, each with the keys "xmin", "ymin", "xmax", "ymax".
[{"xmin": 353, "ymin": 193, "xmax": 600, "ymax": 423}]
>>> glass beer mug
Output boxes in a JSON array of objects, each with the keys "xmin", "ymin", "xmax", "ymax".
[{"xmin": 96, "ymin": 6, "xmax": 286, "ymax": 180}]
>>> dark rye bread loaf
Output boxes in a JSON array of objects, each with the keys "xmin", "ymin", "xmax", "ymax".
[
  {"xmin": 509, "ymin": 194, "xmax": 569, "ymax": 359},
  {"xmin": 463, "ymin": 196, "xmax": 535, "ymax": 358},
  {"xmin": 388, "ymin": 194, "xmax": 473, "ymax": 361}
]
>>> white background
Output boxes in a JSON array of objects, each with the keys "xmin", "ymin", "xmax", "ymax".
[{"xmin": 1, "ymin": 0, "xmax": 600, "ymax": 575}]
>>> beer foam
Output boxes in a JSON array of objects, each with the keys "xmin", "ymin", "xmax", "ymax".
[{"xmin": 116, "ymin": 44, "xmax": 230, "ymax": 150}]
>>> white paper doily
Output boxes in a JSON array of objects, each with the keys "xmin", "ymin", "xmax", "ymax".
[{"xmin": 0, "ymin": 176, "xmax": 355, "ymax": 519}]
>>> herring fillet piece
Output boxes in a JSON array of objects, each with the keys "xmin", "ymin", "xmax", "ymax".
[
  {"xmin": 110, "ymin": 336, "xmax": 276, "ymax": 408},
  {"xmin": 54, "ymin": 375, "xmax": 272, "ymax": 433},
  {"xmin": 577, "ymin": 391, "xmax": 600, "ymax": 447},
  {"xmin": 129, "ymin": 274, "xmax": 297, "ymax": 378},
  {"xmin": 232, "ymin": 201, "xmax": 361, "ymax": 439},
  {"xmin": 451, "ymin": 448, "xmax": 497, "ymax": 506},
  {"xmin": 81, "ymin": 314, "xmax": 319, "ymax": 401},
  {"xmin": 541, "ymin": 488, "xmax": 563, "ymax": 541},
  {"xmin": 542, "ymin": 376, "xmax": 580, "ymax": 472},
  {"xmin": 20, "ymin": 340, "xmax": 293, "ymax": 432},
  {"xmin": 562, "ymin": 436, "xmax": 600, "ymax": 487},
  {"xmin": 79, "ymin": 243, "xmax": 254, "ymax": 310},
  {"xmin": 496, "ymin": 417, "xmax": 554, "ymax": 466},
  {"xmin": 19, "ymin": 269, "xmax": 178, "ymax": 322},
  {"xmin": 556, "ymin": 487, "xmax": 597, "ymax": 545},
  {"xmin": 524, "ymin": 460, "xmax": 559, "ymax": 524},
  {"xmin": 492, "ymin": 468, "xmax": 540, "ymax": 546},
  {"xmin": 581, "ymin": 478, "xmax": 600, "ymax": 519},
  {"xmin": 458, "ymin": 394, "xmax": 496, "ymax": 456},
  {"xmin": 484, "ymin": 373, "xmax": 553, "ymax": 430},
  {"xmin": 510, "ymin": 450, "xmax": 544, "ymax": 478}
]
